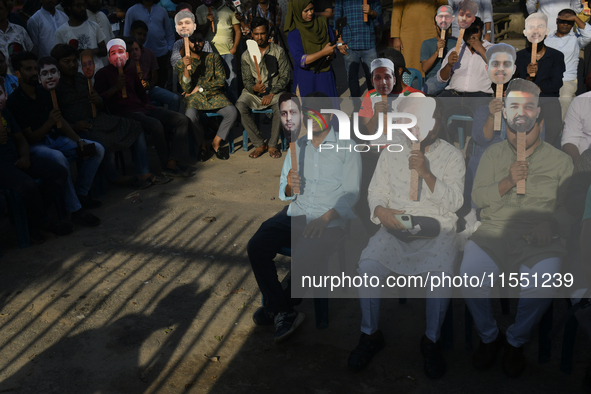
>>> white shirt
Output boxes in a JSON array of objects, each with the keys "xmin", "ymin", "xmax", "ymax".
[
  {"xmin": 86, "ymin": 10, "xmax": 114, "ymax": 42},
  {"xmin": 0, "ymin": 22, "xmax": 34, "ymax": 62},
  {"xmin": 546, "ymin": 23, "xmax": 591, "ymax": 82},
  {"xmin": 526, "ymin": 0, "xmax": 584, "ymax": 34},
  {"xmin": 54, "ymin": 20, "xmax": 106, "ymax": 72},
  {"xmin": 562, "ymin": 91, "xmax": 591, "ymax": 154},
  {"xmin": 438, "ymin": 40, "xmax": 493, "ymax": 94},
  {"xmin": 27, "ymin": 7, "xmax": 68, "ymax": 58}
]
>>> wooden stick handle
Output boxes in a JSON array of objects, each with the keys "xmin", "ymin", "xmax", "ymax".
[
  {"xmin": 135, "ymin": 61, "xmax": 143, "ymax": 80},
  {"xmin": 50, "ymin": 90, "xmax": 62, "ymax": 128},
  {"xmin": 118, "ymin": 67, "xmax": 127, "ymax": 98},
  {"xmin": 494, "ymin": 84, "xmax": 503, "ymax": 131},
  {"xmin": 88, "ymin": 79, "xmax": 96, "ymax": 118},
  {"xmin": 439, "ymin": 29, "xmax": 445, "ymax": 58},
  {"xmin": 290, "ymin": 142, "xmax": 299, "ymax": 195},
  {"xmin": 410, "ymin": 142, "xmax": 420, "ymax": 201},
  {"xmin": 363, "ymin": 0, "xmax": 368, "ymax": 22},
  {"xmin": 253, "ymin": 55, "xmax": 262, "ymax": 84},
  {"xmin": 184, "ymin": 37, "xmax": 191, "ymax": 70},
  {"xmin": 529, "ymin": 42, "xmax": 537, "ymax": 77},
  {"xmin": 516, "ymin": 132, "xmax": 526, "ymax": 194},
  {"xmin": 455, "ymin": 29, "xmax": 464, "ymax": 54},
  {"xmin": 208, "ymin": 7, "xmax": 215, "ymax": 33}
]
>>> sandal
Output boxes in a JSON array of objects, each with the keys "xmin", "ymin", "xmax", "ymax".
[
  {"xmin": 269, "ymin": 147, "xmax": 282, "ymax": 159},
  {"xmin": 249, "ymin": 144, "xmax": 268, "ymax": 158},
  {"xmin": 146, "ymin": 174, "xmax": 172, "ymax": 185}
]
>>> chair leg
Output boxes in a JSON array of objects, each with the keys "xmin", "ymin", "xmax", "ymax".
[
  {"xmin": 538, "ymin": 302, "xmax": 553, "ymax": 363},
  {"xmin": 458, "ymin": 126, "xmax": 465, "ymax": 150},
  {"xmin": 242, "ymin": 129, "xmax": 249, "ymax": 152},
  {"xmin": 229, "ymin": 128, "xmax": 235, "ymax": 154}
]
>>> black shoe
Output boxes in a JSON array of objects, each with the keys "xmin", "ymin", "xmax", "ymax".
[
  {"xmin": 162, "ymin": 167, "xmax": 192, "ymax": 178},
  {"xmin": 71, "ymin": 209, "xmax": 101, "ymax": 227},
  {"xmin": 472, "ymin": 330, "xmax": 505, "ymax": 371},
  {"xmin": 198, "ymin": 149, "xmax": 210, "ymax": 162},
  {"xmin": 77, "ymin": 194, "xmax": 102, "ymax": 209},
  {"xmin": 420, "ymin": 335, "xmax": 446, "ymax": 379},
  {"xmin": 42, "ymin": 219, "xmax": 74, "ymax": 235},
  {"xmin": 348, "ymin": 330, "xmax": 386, "ymax": 372},
  {"xmin": 253, "ymin": 307, "xmax": 274, "ymax": 326},
  {"xmin": 502, "ymin": 342, "xmax": 525, "ymax": 378},
  {"xmin": 273, "ymin": 309, "xmax": 305, "ymax": 344},
  {"xmin": 212, "ymin": 146, "xmax": 229, "ymax": 160}
]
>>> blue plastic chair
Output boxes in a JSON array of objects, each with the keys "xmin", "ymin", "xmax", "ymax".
[
  {"xmin": 446, "ymin": 115, "xmax": 473, "ymax": 150},
  {"xmin": 402, "ymin": 67, "xmax": 424, "ymax": 91},
  {"xmin": 242, "ymin": 108, "xmax": 288, "ymax": 152}
]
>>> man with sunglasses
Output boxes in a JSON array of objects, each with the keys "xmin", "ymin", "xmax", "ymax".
[{"xmin": 545, "ymin": 8, "xmax": 591, "ymax": 120}]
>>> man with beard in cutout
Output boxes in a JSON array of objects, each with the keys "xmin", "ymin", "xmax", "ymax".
[{"xmin": 460, "ymin": 78, "xmax": 573, "ymax": 378}]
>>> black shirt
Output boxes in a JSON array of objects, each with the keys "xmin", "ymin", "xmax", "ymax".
[
  {"xmin": 515, "ymin": 46, "xmax": 565, "ymax": 97},
  {"xmin": 7, "ymin": 86, "xmax": 58, "ymax": 139}
]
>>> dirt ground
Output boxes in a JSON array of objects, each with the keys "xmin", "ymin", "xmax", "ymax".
[{"xmin": 1, "ymin": 134, "xmax": 590, "ymax": 394}]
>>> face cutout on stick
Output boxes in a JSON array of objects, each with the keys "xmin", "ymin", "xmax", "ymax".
[
  {"xmin": 435, "ymin": 5, "xmax": 454, "ymax": 31},
  {"xmin": 486, "ymin": 43, "xmax": 517, "ymax": 85},
  {"xmin": 457, "ymin": 0, "xmax": 478, "ymax": 30},
  {"xmin": 80, "ymin": 49, "xmax": 95, "ymax": 79},
  {"xmin": 38, "ymin": 58, "xmax": 60, "ymax": 91},
  {"xmin": 396, "ymin": 96, "xmax": 437, "ymax": 142},
  {"xmin": 175, "ymin": 11, "xmax": 196, "ymax": 37},
  {"xmin": 524, "ymin": 13, "xmax": 549, "ymax": 44},
  {"xmin": 107, "ymin": 38, "xmax": 129, "ymax": 68}
]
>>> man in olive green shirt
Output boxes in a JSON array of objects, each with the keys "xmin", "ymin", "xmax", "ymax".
[
  {"xmin": 236, "ymin": 17, "xmax": 290, "ymax": 159},
  {"xmin": 460, "ymin": 79, "xmax": 573, "ymax": 378}
]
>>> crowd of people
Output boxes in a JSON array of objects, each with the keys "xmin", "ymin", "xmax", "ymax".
[{"xmin": 2, "ymin": 0, "xmax": 591, "ymax": 388}]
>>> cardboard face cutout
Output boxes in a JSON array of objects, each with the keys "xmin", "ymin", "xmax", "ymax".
[
  {"xmin": 524, "ymin": 13, "xmax": 549, "ymax": 44},
  {"xmin": 38, "ymin": 63, "xmax": 60, "ymax": 90},
  {"xmin": 280, "ymin": 99, "xmax": 302, "ymax": 139},
  {"xmin": 502, "ymin": 91, "xmax": 541, "ymax": 134},
  {"xmin": 397, "ymin": 97, "xmax": 436, "ymax": 142},
  {"xmin": 435, "ymin": 5, "xmax": 454, "ymax": 31},
  {"xmin": 175, "ymin": 10, "xmax": 196, "ymax": 38},
  {"xmin": 457, "ymin": 0, "xmax": 478, "ymax": 30},
  {"xmin": 486, "ymin": 46, "xmax": 517, "ymax": 85},
  {"xmin": 108, "ymin": 44, "xmax": 129, "ymax": 68},
  {"xmin": 80, "ymin": 50, "xmax": 95, "ymax": 79}
]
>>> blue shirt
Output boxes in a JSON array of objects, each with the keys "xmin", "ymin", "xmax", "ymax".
[
  {"xmin": 3, "ymin": 74, "xmax": 18, "ymax": 96},
  {"xmin": 545, "ymin": 23, "xmax": 591, "ymax": 82},
  {"xmin": 334, "ymin": 0, "xmax": 381, "ymax": 51},
  {"xmin": 279, "ymin": 128, "xmax": 362, "ymax": 228},
  {"xmin": 420, "ymin": 36, "xmax": 458, "ymax": 80},
  {"xmin": 123, "ymin": 3, "xmax": 174, "ymax": 57}
]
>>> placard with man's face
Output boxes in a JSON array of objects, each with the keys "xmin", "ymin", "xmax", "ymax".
[
  {"xmin": 435, "ymin": 5, "xmax": 454, "ymax": 31},
  {"xmin": 39, "ymin": 62, "xmax": 60, "ymax": 91},
  {"xmin": 457, "ymin": 0, "xmax": 478, "ymax": 30},
  {"xmin": 175, "ymin": 10, "xmax": 196, "ymax": 38},
  {"xmin": 524, "ymin": 13, "xmax": 549, "ymax": 44},
  {"xmin": 486, "ymin": 44, "xmax": 517, "ymax": 85},
  {"xmin": 108, "ymin": 42, "xmax": 129, "ymax": 68},
  {"xmin": 80, "ymin": 50, "xmax": 95, "ymax": 79}
]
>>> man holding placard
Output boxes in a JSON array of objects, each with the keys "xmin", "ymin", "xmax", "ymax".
[
  {"xmin": 236, "ymin": 17, "xmax": 290, "ymax": 159},
  {"xmin": 348, "ymin": 96, "xmax": 465, "ymax": 379},
  {"xmin": 461, "ymin": 78, "xmax": 573, "ymax": 378}
]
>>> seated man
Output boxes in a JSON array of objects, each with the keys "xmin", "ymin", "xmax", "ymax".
[
  {"xmin": 50, "ymin": 44, "xmax": 170, "ymax": 188},
  {"xmin": 460, "ymin": 79, "xmax": 573, "ymax": 378},
  {"xmin": 348, "ymin": 96, "xmax": 465, "ymax": 379},
  {"xmin": 0, "ymin": 51, "xmax": 18, "ymax": 96},
  {"xmin": 247, "ymin": 92, "xmax": 361, "ymax": 343},
  {"xmin": 169, "ymin": 3, "xmax": 213, "ymax": 68},
  {"xmin": 420, "ymin": 6, "xmax": 458, "ymax": 96},
  {"xmin": 7, "ymin": 52, "xmax": 103, "ymax": 227},
  {"xmin": 0, "ymin": 77, "xmax": 73, "ymax": 242},
  {"xmin": 128, "ymin": 20, "xmax": 181, "ymax": 112},
  {"xmin": 562, "ymin": 90, "xmax": 591, "ymax": 165},
  {"xmin": 176, "ymin": 31, "xmax": 237, "ymax": 161},
  {"xmin": 94, "ymin": 38, "xmax": 192, "ymax": 178},
  {"xmin": 515, "ymin": 12, "xmax": 565, "ymax": 146},
  {"xmin": 236, "ymin": 17, "xmax": 290, "ymax": 159}
]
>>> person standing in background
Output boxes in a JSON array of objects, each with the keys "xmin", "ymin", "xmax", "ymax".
[{"xmin": 27, "ymin": 0, "xmax": 68, "ymax": 58}]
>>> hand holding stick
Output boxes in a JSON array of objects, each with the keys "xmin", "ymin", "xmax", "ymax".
[
  {"xmin": 530, "ymin": 42, "xmax": 538, "ymax": 77},
  {"xmin": 50, "ymin": 90, "xmax": 62, "ymax": 128},
  {"xmin": 184, "ymin": 37, "xmax": 191, "ymax": 70},
  {"xmin": 290, "ymin": 142, "xmax": 299, "ymax": 194},
  {"xmin": 363, "ymin": 0, "xmax": 368, "ymax": 22}
]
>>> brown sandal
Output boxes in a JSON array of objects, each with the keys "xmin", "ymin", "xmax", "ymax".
[
  {"xmin": 249, "ymin": 145, "xmax": 268, "ymax": 158},
  {"xmin": 269, "ymin": 147, "xmax": 282, "ymax": 159}
]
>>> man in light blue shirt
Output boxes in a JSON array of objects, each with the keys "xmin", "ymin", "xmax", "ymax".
[
  {"xmin": 123, "ymin": 0, "xmax": 174, "ymax": 87},
  {"xmin": 247, "ymin": 92, "xmax": 361, "ymax": 344},
  {"xmin": 545, "ymin": 8, "xmax": 591, "ymax": 119},
  {"xmin": 27, "ymin": 0, "xmax": 69, "ymax": 58}
]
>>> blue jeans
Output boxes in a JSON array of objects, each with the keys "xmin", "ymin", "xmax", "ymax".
[
  {"xmin": 102, "ymin": 132, "xmax": 151, "ymax": 182},
  {"xmin": 148, "ymin": 86, "xmax": 180, "ymax": 112},
  {"xmin": 343, "ymin": 47, "xmax": 377, "ymax": 102},
  {"xmin": 221, "ymin": 53, "xmax": 238, "ymax": 103},
  {"xmin": 423, "ymin": 76, "xmax": 449, "ymax": 96},
  {"xmin": 29, "ymin": 135, "xmax": 105, "ymax": 213}
]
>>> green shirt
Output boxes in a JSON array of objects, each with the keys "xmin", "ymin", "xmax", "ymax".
[
  {"xmin": 176, "ymin": 52, "xmax": 232, "ymax": 111},
  {"xmin": 471, "ymin": 140, "xmax": 574, "ymax": 270},
  {"xmin": 240, "ymin": 43, "xmax": 291, "ymax": 96}
]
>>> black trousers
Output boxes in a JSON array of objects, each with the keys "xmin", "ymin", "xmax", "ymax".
[
  {"xmin": 247, "ymin": 206, "xmax": 344, "ymax": 314},
  {"xmin": 0, "ymin": 155, "xmax": 68, "ymax": 228}
]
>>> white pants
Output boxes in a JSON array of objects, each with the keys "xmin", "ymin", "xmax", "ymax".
[
  {"xmin": 357, "ymin": 259, "xmax": 452, "ymax": 343},
  {"xmin": 460, "ymin": 241, "xmax": 560, "ymax": 347},
  {"xmin": 559, "ymin": 79, "xmax": 578, "ymax": 121}
]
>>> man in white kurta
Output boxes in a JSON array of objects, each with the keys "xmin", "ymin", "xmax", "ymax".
[{"xmin": 348, "ymin": 97, "xmax": 465, "ymax": 379}]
